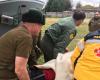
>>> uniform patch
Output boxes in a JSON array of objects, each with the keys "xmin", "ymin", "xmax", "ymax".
[
  {"xmin": 94, "ymin": 48, "xmax": 100, "ymax": 57},
  {"xmin": 70, "ymin": 33, "xmax": 74, "ymax": 39}
]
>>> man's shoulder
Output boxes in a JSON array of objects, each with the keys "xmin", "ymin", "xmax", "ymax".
[
  {"xmin": 4, "ymin": 27, "xmax": 32, "ymax": 42},
  {"xmin": 57, "ymin": 17, "xmax": 75, "ymax": 26},
  {"xmin": 90, "ymin": 17, "xmax": 100, "ymax": 25},
  {"xmin": 58, "ymin": 17, "xmax": 72, "ymax": 21}
]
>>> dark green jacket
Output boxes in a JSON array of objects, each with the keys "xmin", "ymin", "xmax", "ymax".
[
  {"xmin": 88, "ymin": 17, "xmax": 100, "ymax": 32},
  {"xmin": 45, "ymin": 17, "xmax": 77, "ymax": 56}
]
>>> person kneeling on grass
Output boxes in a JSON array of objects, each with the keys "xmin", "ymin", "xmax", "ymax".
[{"xmin": 40, "ymin": 10, "xmax": 86, "ymax": 62}]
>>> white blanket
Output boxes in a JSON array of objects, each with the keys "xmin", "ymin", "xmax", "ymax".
[{"xmin": 36, "ymin": 51, "xmax": 74, "ymax": 80}]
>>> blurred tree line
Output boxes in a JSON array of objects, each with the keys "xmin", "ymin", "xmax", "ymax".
[{"xmin": 44, "ymin": 0, "xmax": 72, "ymax": 12}]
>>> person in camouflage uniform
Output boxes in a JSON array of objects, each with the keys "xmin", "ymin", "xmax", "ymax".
[
  {"xmin": 88, "ymin": 11, "xmax": 100, "ymax": 32},
  {"xmin": 0, "ymin": 9, "xmax": 45, "ymax": 80},
  {"xmin": 40, "ymin": 11, "xmax": 86, "ymax": 62}
]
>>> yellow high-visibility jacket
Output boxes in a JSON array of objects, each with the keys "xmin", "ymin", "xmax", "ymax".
[{"xmin": 71, "ymin": 30, "xmax": 100, "ymax": 80}]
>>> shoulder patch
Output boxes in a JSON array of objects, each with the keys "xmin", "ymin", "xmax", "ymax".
[{"xmin": 70, "ymin": 33, "xmax": 74, "ymax": 39}]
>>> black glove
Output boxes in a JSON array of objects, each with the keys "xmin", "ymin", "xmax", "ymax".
[{"xmin": 29, "ymin": 66, "xmax": 45, "ymax": 80}]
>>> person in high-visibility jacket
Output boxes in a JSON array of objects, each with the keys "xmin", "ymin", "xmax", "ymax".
[{"xmin": 71, "ymin": 29, "xmax": 100, "ymax": 80}]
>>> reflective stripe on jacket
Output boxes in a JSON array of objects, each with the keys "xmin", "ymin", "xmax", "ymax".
[{"xmin": 71, "ymin": 30, "xmax": 100, "ymax": 80}]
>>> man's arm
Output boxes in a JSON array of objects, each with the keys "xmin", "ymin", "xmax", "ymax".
[{"xmin": 15, "ymin": 56, "xmax": 30, "ymax": 80}]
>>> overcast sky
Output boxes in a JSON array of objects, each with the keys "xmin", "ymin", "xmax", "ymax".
[
  {"xmin": 42, "ymin": 0, "xmax": 100, "ymax": 7},
  {"xmin": 41, "ymin": 0, "xmax": 100, "ymax": 6},
  {"xmin": 72, "ymin": 0, "xmax": 100, "ymax": 8},
  {"xmin": 0, "ymin": 0, "xmax": 99, "ymax": 7}
]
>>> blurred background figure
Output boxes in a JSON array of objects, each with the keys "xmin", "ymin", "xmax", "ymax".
[{"xmin": 88, "ymin": 11, "xmax": 100, "ymax": 32}]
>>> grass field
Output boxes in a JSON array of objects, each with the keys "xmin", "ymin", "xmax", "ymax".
[{"xmin": 38, "ymin": 18, "xmax": 90, "ymax": 64}]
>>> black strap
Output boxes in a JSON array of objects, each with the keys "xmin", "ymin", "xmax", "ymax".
[
  {"xmin": 73, "ymin": 50, "xmax": 84, "ymax": 80},
  {"xmin": 74, "ymin": 50, "xmax": 84, "ymax": 69},
  {"xmin": 74, "ymin": 78, "xmax": 77, "ymax": 80}
]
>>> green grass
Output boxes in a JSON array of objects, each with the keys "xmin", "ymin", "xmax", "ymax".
[{"xmin": 38, "ymin": 18, "xmax": 90, "ymax": 64}]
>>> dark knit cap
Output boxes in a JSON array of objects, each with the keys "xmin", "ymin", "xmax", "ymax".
[{"xmin": 22, "ymin": 9, "xmax": 45, "ymax": 25}]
